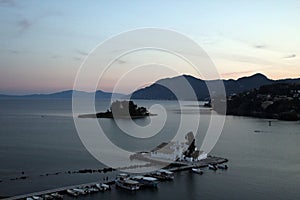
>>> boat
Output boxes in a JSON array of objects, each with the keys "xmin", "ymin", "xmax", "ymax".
[
  {"xmin": 115, "ymin": 179, "xmax": 140, "ymax": 191},
  {"xmin": 66, "ymin": 189, "xmax": 79, "ymax": 197},
  {"xmin": 43, "ymin": 195, "xmax": 53, "ymax": 200},
  {"xmin": 100, "ymin": 183, "xmax": 111, "ymax": 190},
  {"xmin": 191, "ymin": 168, "xmax": 204, "ymax": 174},
  {"xmin": 73, "ymin": 188, "xmax": 86, "ymax": 195},
  {"xmin": 84, "ymin": 186, "xmax": 99, "ymax": 194},
  {"xmin": 96, "ymin": 183, "xmax": 111, "ymax": 191},
  {"xmin": 218, "ymin": 164, "xmax": 228, "ymax": 170},
  {"xmin": 131, "ymin": 176, "xmax": 159, "ymax": 188},
  {"xmin": 96, "ymin": 183, "xmax": 105, "ymax": 191},
  {"xmin": 208, "ymin": 164, "xmax": 218, "ymax": 171},
  {"xmin": 26, "ymin": 198, "xmax": 34, "ymax": 200},
  {"xmin": 150, "ymin": 169, "xmax": 174, "ymax": 181},
  {"xmin": 32, "ymin": 196, "xmax": 43, "ymax": 200},
  {"xmin": 50, "ymin": 193, "xmax": 63, "ymax": 199},
  {"xmin": 115, "ymin": 174, "xmax": 140, "ymax": 191}
]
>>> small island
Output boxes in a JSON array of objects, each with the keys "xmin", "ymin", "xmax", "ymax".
[{"xmin": 78, "ymin": 100, "xmax": 154, "ymax": 119}]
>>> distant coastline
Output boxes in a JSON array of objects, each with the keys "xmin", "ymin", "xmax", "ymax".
[
  {"xmin": 1, "ymin": 73, "xmax": 300, "ymax": 101},
  {"xmin": 223, "ymin": 82, "xmax": 300, "ymax": 121}
]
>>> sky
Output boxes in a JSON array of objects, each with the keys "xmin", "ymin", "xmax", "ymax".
[{"xmin": 0, "ymin": 0, "xmax": 300, "ymax": 94}]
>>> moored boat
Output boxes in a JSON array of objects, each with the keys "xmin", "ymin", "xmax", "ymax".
[
  {"xmin": 191, "ymin": 168, "xmax": 204, "ymax": 174},
  {"xmin": 43, "ymin": 195, "xmax": 53, "ymax": 200},
  {"xmin": 100, "ymin": 183, "xmax": 111, "ymax": 190},
  {"xmin": 50, "ymin": 193, "xmax": 63, "ymax": 199},
  {"xmin": 208, "ymin": 164, "xmax": 218, "ymax": 171},
  {"xmin": 32, "ymin": 196, "xmax": 43, "ymax": 200},
  {"xmin": 218, "ymin": 164, "xmax": 228, "ymax": 170},
  {"xmin": 84, "ymin": 186, "xmax": 99, "ymax": 194},
  {"xmin": 149, "ymin": 169, "xmax": 174, "ymax": 181},
  {"xmin": 115, "ymin": 174, "xmax": 140, "ymax": 191},
  {"xmin": 131, "ymin": 176, "xmax": 159, "ymax": 188},
  {"xmin": 72, "ymin": 188, "xmax": 86, "ymax": 195},
  {"xmin": 66, "ymin": 189, "xmax": 79, "ymax": 197}
]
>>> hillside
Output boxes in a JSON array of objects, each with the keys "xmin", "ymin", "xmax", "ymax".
[
  {"xmin": 226, "ymin": 83, "xmax": 300, "ymax": 121},
  {"xmin": 131, "ymin": 73, "xmax": 300, "ymax": 100}
]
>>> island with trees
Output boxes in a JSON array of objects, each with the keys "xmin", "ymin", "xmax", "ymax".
[{"xmin": 78, "ymin": 100, "xmax": 153, "ymax": 119}]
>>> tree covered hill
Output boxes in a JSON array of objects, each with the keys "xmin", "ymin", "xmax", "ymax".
[{"xmin": 226, "ymin": 82, "xmax": 300, "ymax": 121}]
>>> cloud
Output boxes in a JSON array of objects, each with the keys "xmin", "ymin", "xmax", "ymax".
[
  {"xmin": 283, "ymin": 54, "xmax": 296, "ymax": 59},
  {"xmin": 16, "ymin": 11, "xmax": 62, "ymax": 33},
  {"xmin": 73, "ymin": 57, "xmax": 82, "ymax": 61},
  {"xmin": 117, "ymin": 59, "xmax": 126, "ymax": 64},
  {"xmin": 253, "ymin": 45, "xmax": 266, "ymax": 49},
  {"xmin": 17, "ymin": 19, "xmax": 33, "ymax": 32},
  {"xmin": 221, "ymin": 70, "xmax": 258, "ymax": 78},
  {"xmin": 219, "ymin": 53, "xmax": 279, "ymax": 66},
  {"xmin": 75, "ymin": 49, "xmax": 89, "ymax": 56},
  {"xmin": 2, "ymin": 49, "xmax": 21, "ymax": 54},
  {"xmin": 0, "ymin": 0, "xmax": 17, "ymax": 7},
  {"xmin": 49, "ymin": 55, "xmax": 60, "ymax": 59},
  {"xmin": 0, "ymin": 49, "xmax": 30, "ymax": 54}
]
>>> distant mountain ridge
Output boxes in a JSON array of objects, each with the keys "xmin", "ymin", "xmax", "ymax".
[
  {"xmin": 1, "ymin": 73, "xmax": 300, "ymax": 100},
  {"xmin": 131, "ymin": 73, "xmax": 300, "ymax": 100},
  {"xmin": 0, "ymin": 90, "xmax": 124, "ymax": 99}
]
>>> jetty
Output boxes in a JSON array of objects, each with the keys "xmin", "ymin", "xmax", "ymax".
[
  {"xmin": 3, "ymin": 180, "xmax": 114, "ymax": 200},
  {"xmin": 3, "ymin": 131, "xmax": 229, "ymax": 200},
  {"xmin": 3, "ymin": 155, "xmax": 228, "ymax": 200}
]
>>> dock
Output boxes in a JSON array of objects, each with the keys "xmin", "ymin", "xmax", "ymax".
[
  {"xmin": 167, "ymin": 156, "xmax": 228, "ymax": 172},
  {"xmin": 3, "ymin": 180, "xmax": 114, "ymax": 200},
  {"xmin": 4, "ymin": 155, "xmax": 228, "ymax": 200}
]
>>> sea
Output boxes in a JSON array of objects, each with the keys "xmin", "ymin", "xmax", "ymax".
[{"xmin": 0, "ymin": 98, "xmax": 299, "ymax": 200}]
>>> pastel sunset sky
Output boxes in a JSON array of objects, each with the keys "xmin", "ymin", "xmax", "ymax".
[{"xmin": 0, "ymin": 0, "xmax": 299, "ymax": 94}]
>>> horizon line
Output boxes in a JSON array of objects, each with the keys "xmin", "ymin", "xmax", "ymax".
[{"xmin": 1, "ymin": 72, "xmax": 299, "ymax": 96}]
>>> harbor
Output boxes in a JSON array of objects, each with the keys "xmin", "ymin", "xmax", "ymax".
[
  {"xmin": 2, "ymin": 132, "xmax": 229, "ymax": 200},
  {"xmin": 3, "ymin": 155, "xmax": 228, "ymax": 200}
]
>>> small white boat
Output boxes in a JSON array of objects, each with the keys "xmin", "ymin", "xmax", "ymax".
[
  {"xmin": 26, "ymin": 198, "xmax": 34, "ymax": 200},
  {"xmin": 43, "ymin": 195, "xmax": 53, "ymax": 200},
  {"xmin": 115, "ymin": 179, "xmax": 140, "ymax": 191},
  {"xmin": 192, "ymin": 168, "xmax": 204, "ymax": 174},
  {"xmin": 208, "ymin": 164, "xmax": 218, "ymax": 171},
  {"xmin": 32, "ymin": 196, "xmax": 43, "ymax": 200},
  {"xmin": 73, "ymin": 188, "xmax": 86, "ymax": 195},
  {"xmin": 66, "ymin": 189, "xmax": 79, "ymax": 197},
  {"xmin": 150, "ymin": 169, "xmax": 174, "ymax": 181},
  {"xmin": 96, "ymin": 183, "xmax": 104, "ymax": 191},
  {"xmin": 115, "ymin": 174, "xmax": 140, "ymax": 191},
  {"xmin": 96, "ymin": 183, "xmax": 110, "ymax": 191},
  {"xmin": 132, "ymin": 176, "xmax": 159, "ymax": 188},
  {"xmin": 84, "ymin": 186, "xmax": 99, "ymax": 193},
  {"xmin": 50, "ymin": 193, "xmax": 63, "ymax": 199},
  {"xmin": 101, "ymin": 183, "xmax": 111, "ymax": 190}
]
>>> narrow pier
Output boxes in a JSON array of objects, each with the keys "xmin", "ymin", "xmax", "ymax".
[
  {"xmin": 3, "ymin": 181, "xmax": 114, "ymax": 200},
  {"xmin": 167, "ymin": 156, "xmax": 228, "ymax": 172},
  {"xmin": 4, "ymin": 156, "xmax": 228, "ymax": 200}
]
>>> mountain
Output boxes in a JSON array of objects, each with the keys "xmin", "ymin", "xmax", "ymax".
[
  {"xmin": 0, "ymin": 90, "xmax": 125, "ymax": 99},
  {"xmin": 1, "ymin": 73, "xmax": 300, "ymax": 100},
  {"xmin": 131, "ymin": 73, "xmax": 300, "ymax": 100},
  {"xmin": 131, "ymin": 75, "xmax": 209, "ymax": 100}
]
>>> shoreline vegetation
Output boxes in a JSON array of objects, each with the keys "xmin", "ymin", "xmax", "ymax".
[
  {"xmin": 217, "ymin": 82, "xmax": 300, "ymax": 121},
  {"xmin": 78, "ymin": 100, "xmax": 155, "ymax": 119}
]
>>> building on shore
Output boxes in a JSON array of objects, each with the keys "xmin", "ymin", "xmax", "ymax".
[{"xmin": 150, "ymin": 132, "xmax": 207, "ymax": 162}]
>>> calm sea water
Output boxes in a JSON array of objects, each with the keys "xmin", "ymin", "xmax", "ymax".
[{"xmin": 0, "ymin": 98, "xmax": 300, "ymax": 199}]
